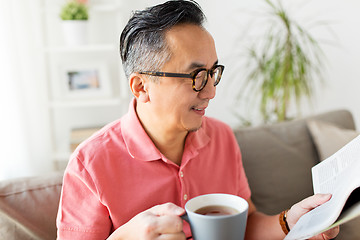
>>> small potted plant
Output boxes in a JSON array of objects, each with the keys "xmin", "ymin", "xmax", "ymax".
[{"xmin": 60, "ymin": 0, "xmax": 89, "ymax": 46}]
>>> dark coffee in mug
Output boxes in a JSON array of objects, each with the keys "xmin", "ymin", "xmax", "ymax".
[{"xmin": 194, "ymin": 205, "xmax": 239, "ymax": 216}]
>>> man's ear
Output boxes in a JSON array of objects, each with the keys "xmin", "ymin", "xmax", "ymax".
[{"xmin": 129, "ymin": 73, "xmax": 150, "ymax": 103}]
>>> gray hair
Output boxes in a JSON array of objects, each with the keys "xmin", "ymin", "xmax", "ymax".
[{"xmin": 119, "ymin": 0, "xmax": 205, "ymax": 79}]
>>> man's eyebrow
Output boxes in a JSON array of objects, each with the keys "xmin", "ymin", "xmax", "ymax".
[{"xmin": 186, "ymin": 60, "xmax": 219, "ymax": 72}]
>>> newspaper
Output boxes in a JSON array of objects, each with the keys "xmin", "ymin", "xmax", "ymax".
[{"xmin": 284, "ymin": 135, "xmax": 360, "ymax": 240}]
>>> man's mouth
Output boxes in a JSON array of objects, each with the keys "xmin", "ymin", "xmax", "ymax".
[{"xmin": 191, "ymin": 106, "xmax": 206, "ymax": 115}]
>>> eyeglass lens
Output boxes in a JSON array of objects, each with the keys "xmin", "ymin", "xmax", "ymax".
[{"xmin": 194, "ymin": 66, "xmax": 222, "ymax": 91}]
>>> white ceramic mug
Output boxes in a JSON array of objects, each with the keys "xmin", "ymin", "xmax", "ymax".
[{"xmin": 182, "ymin": 193, "xmax": 249, "ymax": 240}]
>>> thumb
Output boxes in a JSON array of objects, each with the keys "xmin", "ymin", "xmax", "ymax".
[
  {"xmin": 149, "ymin": 202, "xmax": 185, "ymax": 216},
  {"xmin": 287, "ymin": 194, "xmax": 332, "ymax": 228},
  {"xmin": 298, "ymin": 194, "xmax": 332, "ymax": 212}
]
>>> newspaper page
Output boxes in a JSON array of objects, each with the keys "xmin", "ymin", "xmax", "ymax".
[
  {"xmin": 312, "ymin": 135, "xmax": 360, "ymax": 194},
  {"xmin": 284, "ymin": 135, "xmax": 360, "ymax": 240}
]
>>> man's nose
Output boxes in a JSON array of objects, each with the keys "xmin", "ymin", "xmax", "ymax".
[{"xmin": 198, "ymin": 74, "xmax": 216, "ymax": 99}]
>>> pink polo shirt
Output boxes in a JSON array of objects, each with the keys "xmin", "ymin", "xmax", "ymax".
[{"xmin": 57, "ymin": 98, "xmax": 251, "ymax": 239}]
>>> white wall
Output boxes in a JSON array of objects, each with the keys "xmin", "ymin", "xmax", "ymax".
[{"xmin": 309, "ymin": 0, "xmax": 360, "ymax": 128}]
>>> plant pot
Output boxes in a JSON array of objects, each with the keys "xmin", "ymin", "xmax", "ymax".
[{"xmin": 61, "ymin": 20, "xmax": 88, "ymax": 46}]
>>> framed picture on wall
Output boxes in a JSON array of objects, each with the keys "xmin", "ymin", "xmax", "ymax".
[{"xmin": 59, "ymin": 63, "xmax": 111, "ymax": 100}]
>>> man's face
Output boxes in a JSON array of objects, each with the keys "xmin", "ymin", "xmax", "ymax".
[{"xmin": 145, "ymin": 24, "xmax": 219, "ymax": 133}]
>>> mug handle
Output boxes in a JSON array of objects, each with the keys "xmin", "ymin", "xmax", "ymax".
[
  {"xmin": 181, "ymin": 213, "xmax": 189, "ymax": 223},
  {"xmin": 181, "ymin": 213, "xmax": 193, "ymax": 240}
]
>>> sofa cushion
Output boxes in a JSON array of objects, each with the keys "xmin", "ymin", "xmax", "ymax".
[
  {"xmin": 233, "ymin": 109, "xmax": 355, "ymax": 216},
  {"xmin": 307, "ymin": 120, "xmax": 359, "ymax": 161},
  {"xmin": 0, "ymin": 172, "xmax": 63, "ymax": 240}
]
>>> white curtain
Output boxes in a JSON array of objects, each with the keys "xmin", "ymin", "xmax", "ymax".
[{"xmin": 0, "ymin": 0, "xmax": 53, "ymax": 180}]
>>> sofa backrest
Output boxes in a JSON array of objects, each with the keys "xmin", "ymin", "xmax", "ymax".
[
  {"xmin": 233, "ymin": 109, "xmax": 355, "ymax": 215},
  {"xmin": 0, "ymin": 172, "xmax": 63, "ymax": 240}
]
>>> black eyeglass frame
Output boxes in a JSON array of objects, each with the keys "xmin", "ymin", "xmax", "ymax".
[{"xmin": 138, "ymin": 64, "xmax": 224, "ymax": 92}]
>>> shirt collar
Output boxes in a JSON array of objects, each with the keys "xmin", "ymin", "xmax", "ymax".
[
  {"xmin": 182, "ymin": 120, "xmax": 210, "ymax": 163},
  {"xmin": 121, "ymin": 98, "xmax": 162, "ymax": 161},
  {"xmin": 121, "ymin": 98, "xmax": 210, "ymax": 162}
]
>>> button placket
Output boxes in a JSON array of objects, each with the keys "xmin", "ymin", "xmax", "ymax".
[{"xmin": 179, "ymin": 168, "xmax": 188, "ymax": 205}]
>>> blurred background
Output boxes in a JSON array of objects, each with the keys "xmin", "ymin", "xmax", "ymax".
[{"xmin": 0, "ymin": 0, "xmax": 359, "ymax": 180}]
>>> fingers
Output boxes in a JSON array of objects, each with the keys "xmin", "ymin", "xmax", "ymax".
[
  {"xmin": 113, "ymin": 203, "xmax": 186, "ymax": 240},
  {"xmin": 157, "ymin": 232, "xmax": 186, "ymax": 240},
  {"xmin": 150, "ymin": 202, "xmax": 185, "ymax": 217},
  {"xmin": 148, "ymin": 203, "xmax": 185, "ymax": 235},
  {"xmin": 157, "ymin": 214, "xmax": 184, "ymax": 233},
  {"xmin": 309, "ymin": 226, "xmax": 340, "ymax": 240},
  {"xmin": 137, "ymin": 203, "xmax": 185, "ymax": 239},
  {"xmin": 319, "ymin": 226, "xmax": 339, "ymax": 240}
]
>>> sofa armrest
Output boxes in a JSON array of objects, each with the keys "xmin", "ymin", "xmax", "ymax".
[{"xmin": 0, "ymin": 172, "xmax": 63, "ymax": 240}]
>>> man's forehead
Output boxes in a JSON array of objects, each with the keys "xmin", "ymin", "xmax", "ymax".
[
  {"xmin": 165, "ymin": 24, "xmax": 210, "ymax": 45},
  {"xmin": 164, "ymin": 24, "xmax": 217, "ymax": 71}
]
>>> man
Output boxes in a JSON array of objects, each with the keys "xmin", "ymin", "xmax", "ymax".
[{"xmin": 57, "ymin": 1, "xmax": 339, "ymax": 239}]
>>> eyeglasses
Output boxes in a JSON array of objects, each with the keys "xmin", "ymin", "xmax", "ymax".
[{"xmin": 138, "ymin": 65, "xmax": 224, "ymax": 92}]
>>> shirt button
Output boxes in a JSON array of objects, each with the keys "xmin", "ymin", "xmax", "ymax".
[
  {"xmin": 180, "ymin": 171, "xmax": 184, "ymax": 178},
  {"xmin": 184, "ymin": 194, "xmax": 188, "ymax": 201}
]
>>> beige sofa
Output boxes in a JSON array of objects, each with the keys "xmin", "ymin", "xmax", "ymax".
[{"xmin": 0, "ymin": 109, "xmax": 358, "ymax": 239}]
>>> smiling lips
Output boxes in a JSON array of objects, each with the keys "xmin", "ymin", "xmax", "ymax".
[{"xmin": 192, "ymin": 106, "xmax": 207, "ymax": 115}]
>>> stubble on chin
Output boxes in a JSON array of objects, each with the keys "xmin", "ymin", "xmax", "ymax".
[{"xmin": 187, "ymin": 122, "xmax": 203, "ymax": 133}]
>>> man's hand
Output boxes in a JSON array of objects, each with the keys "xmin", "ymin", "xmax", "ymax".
[
  {"xmin": 108, "ymin": 202, "xmax": 186, "ymax": 240},
  {"xmin": 286, "ymin": 193, "xmax": 340, "ymax": 240}
]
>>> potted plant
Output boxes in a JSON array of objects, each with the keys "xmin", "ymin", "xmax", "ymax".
[
  {"xmin": 240, "ymin": 0, "xmax": 327, "ymax": 124},
  {"xmin": 60, "ymin": 0, "xmax": 89, "ymax": 46}
]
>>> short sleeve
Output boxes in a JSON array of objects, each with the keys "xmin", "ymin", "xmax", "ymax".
[
  {"xmin": 56, "ymin": 156, "xmax": 112, "ymax": 240},
  {"xmin": 236, "ymin": 145, "xmax": 252, "ymax": 200}
]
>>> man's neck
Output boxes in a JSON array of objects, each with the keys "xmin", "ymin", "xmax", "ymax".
[
  {"xmin": 136, "ymin": 103, "xmax": 188, "ymax": 165},
  {"xmin": 152, "ymin": 131, "xmax": 187, "ymax": 165}
]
